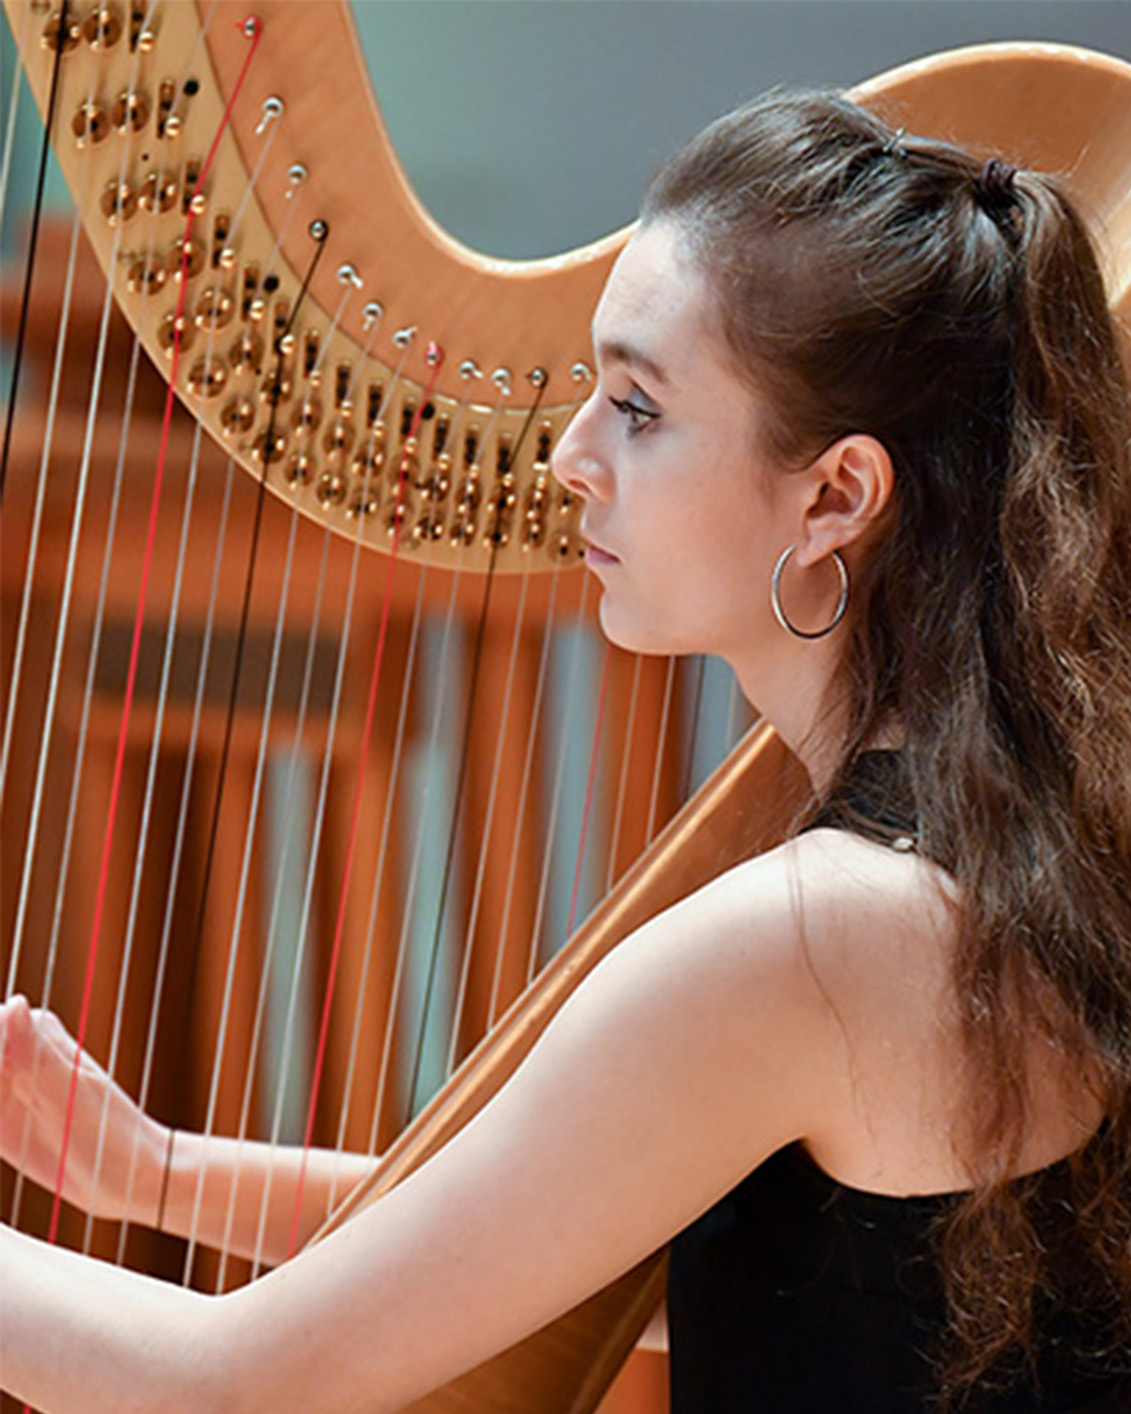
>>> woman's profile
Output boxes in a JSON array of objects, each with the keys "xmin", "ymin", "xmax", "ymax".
[{"xmin": 3, "ymin": 87, "xmax": 1131, "ymax": 1413}]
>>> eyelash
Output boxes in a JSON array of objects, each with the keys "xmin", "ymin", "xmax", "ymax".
[{"xmin": 607, "ymin": 395, "xmax": 659, "ymax": 436}]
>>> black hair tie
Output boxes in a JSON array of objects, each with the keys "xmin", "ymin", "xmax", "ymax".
[{"xmin": 976, "ymin": 157, "xmax": 1019, "ymax": 212}]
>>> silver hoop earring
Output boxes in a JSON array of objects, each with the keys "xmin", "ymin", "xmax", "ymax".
[{"xmin": 770, "ymin": 545, "xmax": 850, "ymax": 641}]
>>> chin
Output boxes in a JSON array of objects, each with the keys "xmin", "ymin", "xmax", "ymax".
[{"xmin": 596, "ymin": 598, "xmax": 696, "ymax": 658}]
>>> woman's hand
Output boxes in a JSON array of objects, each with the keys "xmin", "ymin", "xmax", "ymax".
[{"xmin": 0, "ymin": 995, "xmax": 168, "ymax": 1226}]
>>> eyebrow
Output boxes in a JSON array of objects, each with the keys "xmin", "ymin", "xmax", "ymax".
[{"xmin": 595, "ymin": 338, "xmax": 670, "ymax": 388}]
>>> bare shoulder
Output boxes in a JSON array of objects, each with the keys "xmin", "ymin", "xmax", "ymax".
[
  {"xmin": 579, "ymin": 825, "xmax": 957, "ymax": 1145},
  {"xmin": 636, "ymin": 823, "xmax": 957, "ymax": 1024},
  {"xmin": 641, "ymin": 827, "xmax": 964, "ymax": 1168},
  {"xmin": 769, "ymin": 825, "xmax": 960, "ymax": 989},
  {"xmin": 747, "ymin": 828, "xmax": 971, "ymax": 1186}
]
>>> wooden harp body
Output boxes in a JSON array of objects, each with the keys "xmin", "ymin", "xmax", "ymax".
[{"xmin": 2, "ymin": 3, "xmax": 1129, "ymax": 1408}]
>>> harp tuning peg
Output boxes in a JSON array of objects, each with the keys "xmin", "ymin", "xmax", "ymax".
[{"xmin": 256, "ymin": 96, "xmax": 284, "ymax": 135}]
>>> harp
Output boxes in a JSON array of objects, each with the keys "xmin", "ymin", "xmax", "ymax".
[{"xmin": 1, "ymin": 4, "xmax": 1129, "ymax": 1409}]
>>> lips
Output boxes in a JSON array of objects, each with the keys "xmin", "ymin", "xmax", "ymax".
[
  {"xmin": 584, "ymin": 544, "xmax": 619, "ymax": 566},
  {"xmin": 581, "ymin": 525, "xmax": 619, "ymax": 564}
]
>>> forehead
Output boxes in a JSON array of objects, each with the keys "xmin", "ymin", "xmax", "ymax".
[{"xmin": 593, "ymin": 223, "xmax": 729, "ymax": 382}]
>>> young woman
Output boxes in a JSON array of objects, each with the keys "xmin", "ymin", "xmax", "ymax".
[{"xmin": 3, "ymin": 91, "xmax": 1130, "ymax": 1413}]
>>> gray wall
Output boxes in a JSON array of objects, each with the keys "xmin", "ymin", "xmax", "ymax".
[{"xmin": 355, "ymin": 0, "xmax": 1131, "ymax": 258}]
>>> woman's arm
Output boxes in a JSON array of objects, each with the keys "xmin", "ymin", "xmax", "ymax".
[
  {"xmin": 1, "ymin": 1223, "xmax": 215, "ymax": 1414},
  {"xmin": 157, "ymin": 1128, "xmax": 376, "ymax": 1264},
  {"xmin": 1, "ymin": 839, "xmax": 840, "ymax": 1414},
  {"xmin": 0, "ymin": 998, "xmax": 375, "ymax": 1263}
]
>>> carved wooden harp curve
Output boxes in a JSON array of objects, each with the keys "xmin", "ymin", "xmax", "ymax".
[
  {"xmin": 12, "ymin": 7, "xmax": 1129, "ymax": 575},
  {"xmin": 3, "ymin": 4, "xmax": 1131, "ymax": 1410}
]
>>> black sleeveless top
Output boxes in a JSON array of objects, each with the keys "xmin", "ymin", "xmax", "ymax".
[{"xmin": 666, "ymin": 753, "xmax": 1129, "ymax": 1413}]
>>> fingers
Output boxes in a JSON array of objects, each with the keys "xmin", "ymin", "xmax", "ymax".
[
  {"xmin": 0, "ymin": 1000, "xmax": 92, "ymax": 1092},
  {"xmin": 35, "ymin": 1009, "xmax": 85, "ymax": 1068},
  {"xmin": 0, "ymin": 995, "xmax": 33, "ymax": 1069}
]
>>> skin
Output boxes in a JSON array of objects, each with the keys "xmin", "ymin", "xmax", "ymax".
[{"xmin": 0, "ymin": 221, "xmax": 1102, "ymax": 1414}]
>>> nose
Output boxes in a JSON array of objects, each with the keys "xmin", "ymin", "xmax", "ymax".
[{"xmin": 550, "ymin": 395, "xmax": 612, "ymax": 503}]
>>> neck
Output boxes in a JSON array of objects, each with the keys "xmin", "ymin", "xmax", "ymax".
[{"xmin": 731, "ymin": 635, "xmax": 849, "ymax": 795}]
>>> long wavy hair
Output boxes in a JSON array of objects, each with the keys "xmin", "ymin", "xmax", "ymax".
[{"xmin": 643, "ymin": 93, "xmax": 1131, "ymax": 1405}]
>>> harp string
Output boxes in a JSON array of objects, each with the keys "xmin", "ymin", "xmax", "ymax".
[
  {"xmin": 185, "ymin": 309, "xmax": 411, "ymax": 1287},
  {"xmin": 43, "ymin": 12, "xmax": 264, "ymax": 1247},
  {"xmin": 250, "ymin": 340, "xmax": 457, "ymax": 1278},
  {"xmin": 0, "ymin": 0, "xmax": 32, "ymax": 231},
  {"xmin": 405, "ymin": 378, "xmax": 549, "ymax": 1110},
  {"xmin": 605, "ymin": 654, "xmax": 644, "ymax": 895},
  {"xmin": 526, "ymin": 571, "xmax": 596, "ymax": 984},
  {"xmin": 646, "ymin": 655, "xmax": 680, "ymax": 848},
  {"xmin": 446, "ymin": 561, "xmax": 536, "ymax": 1075},
  {"xmin": 19, "ymin": 0, "xmax": 201, "ymax": 1115},
  {"xmin": 225, "ymin": 519, "xmax": 336, "ymax": 1286},
  {"xmin": 5, "ymin": 22, "xmax": 149, "ymax": 1155},
  {"xmin": 236, "ymin": 339, "xmax": 426, "ymax": 1282},
  {"xmin": 89, "ymin": 44, "xmax": 292, "ymax": 1263},
  {"xmin": 0, "ymin": 0, "xmax": 70, "ymax": 504},
  {"xmin": 2, "ymin": 186, "xmax": 90, "ymax": 1007},
  {"xmin": 46, "ymin": 336, "xmax": 145, "ymax": 1244},
  {"xmin": 79, "ymin": 337, "xmax": 222, "ymax": 1254},
  {"xmin": 116, "ymin": 457, "xmax": 241, "ymax": 1261},
  {"xmin": 567, "ymin": 644, "xmax": 612, "ymax": 939},
  {"xmin": 228, "ymin": 308, "xmax": 394, "ymax": 1230},
  {"xmin": 455, "ymin": 405, "xmax": 556, "ymax": 1042},
  {"xmin": 357, "ymin": 563, "xmax": 432, "ymax": 1168},
  {"xmin": 329, "ymin": 557, "xmax": 430, "ymax": 1207},
  {"xmin": 178, "ymin": 214, "xmax": 329, "ymax": 1040},
  {"xmin": 680, "ymin": 658, "xmax": 708, "ymax": 803},
  {"xmin": 88, "ymin": 129, "xmax": 300, "ymax": 1245},
  {"xmin": 493, "ymin": 569, "xmax": 560, "ymax": 1008},
  {"xmin": 184, "ymin": 272, "xmax": 359, "ymax": 1162},
  {"xmin": 202, "ymin": 297, "xmax": 388, "ymax": 1290},
  {"xmin": 384, "ymin": 550, "xmax": 474, "ymax": 1127},
  {"xmin": 367, "ymin": 384, "xmax": 531, "ymax": 1140},
  {"xmin": 285, "ymin": 349, "xmax": 448, "ymax": 1260}
]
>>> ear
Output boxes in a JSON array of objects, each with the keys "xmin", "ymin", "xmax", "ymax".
[{"xmin": 792, "ymin": 434, "xmax": 894, "ymax": 568}]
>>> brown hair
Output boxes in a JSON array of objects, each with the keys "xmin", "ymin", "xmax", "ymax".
[{"xmin": 643, "ymin": 93, "xmax": 1131, "ymax": 1403}]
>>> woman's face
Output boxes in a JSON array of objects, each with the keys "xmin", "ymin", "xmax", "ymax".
[{"xmin": 552, "ymin": 221, "xmax": 792, "ymax": 663}]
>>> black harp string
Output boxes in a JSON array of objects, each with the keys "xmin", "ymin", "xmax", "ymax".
[
  {"xmin": 166, "ymin": 222, "xmax": 330, "ymax": 1145},
  {"xmin": 404, "ymin": 375, "xmax": 549, "ymax": 1118},
  {"xmin": 0, "ymin": 0, "xmax": 71, "ymax": 506},
  {"xmin": 679, "ymin": 656, "xmax": 708, "ymax": 804}
]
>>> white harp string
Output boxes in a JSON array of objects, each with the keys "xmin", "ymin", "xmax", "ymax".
[
  {"xmin": 446, "ymin": 559, "xmax": 535, "ymax": 1076},
  {"xmin": 3, "ymin": 103, "xmax": 113, "ymax": 1004},
  {"xmin": 605, "ymin": 653, "xmax": 645, "ymax": 895},
  {"xmin": 0, "ymin": 0, "xmax": 32, "ymax": 233},
  {"xmin": 522, "ymin": 571, "xmax": 594, "ymax": 983},
  {"xmin": 71, "ymin": 85, "xmax": 295, "ymax": 1252},
  {"xmin": 115, "ymin": 459, "xmax": 240, "ymax": 1254},
  {"xmin": 370, "ymin": 394, "xmax": 509, "ymax": 1129},
  {"xmin": 239, "ymin": 335, "xmax": 419, "ymax": 1281},
  {"xmin": 338, "ymin": 563, "xmax": 429, "ymax": 1178},
  {"xmin": 494, "ymin": 568, "xmax": 559, "ymax": 1005},
  {"xmin": 210, "ymin": 302, "xmax": 382, "ymax": 1289},
  {"xmin": 646, "ymin": 656, "xmax": 680, "ymax": 847}
]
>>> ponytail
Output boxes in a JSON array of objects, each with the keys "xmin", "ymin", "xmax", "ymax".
[{"xmin": 941, "ymin": 164, "xmax": 1131, "ymax": 1402}]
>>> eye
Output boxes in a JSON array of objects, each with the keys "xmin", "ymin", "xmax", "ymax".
[{"xmin": 608, "ymin": 394, "xmax": 659, "ymax": 436}]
